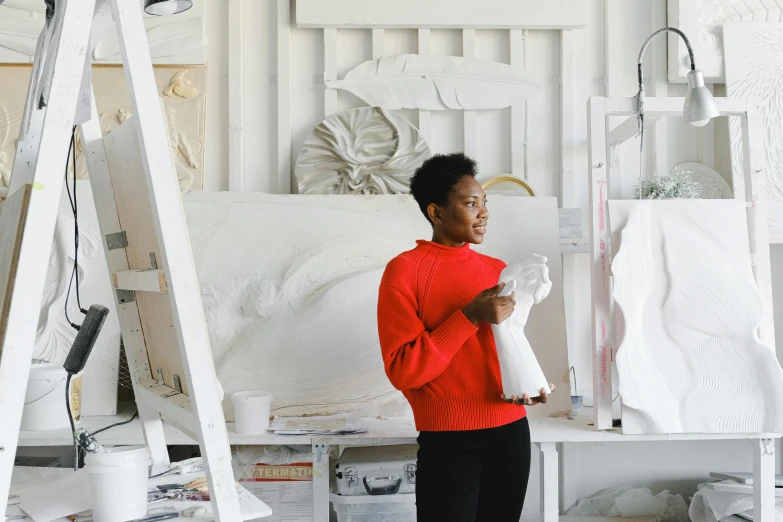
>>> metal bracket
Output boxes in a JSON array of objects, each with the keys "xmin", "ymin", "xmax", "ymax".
[
  {"xmin": 156, "ymin": 368, "xmax": 164, "ymax": 383},
  {"xmin": 149, "ymin": 252, "xmax": 158, "ymax": 269},
  {"xmin": 313, "ymin": 443, "xmax": 328, "ymax": 463},
  {"xmin": 173, "ymin": 375, "xmax": 183, "ymax": 393},
  {"xmin": 116, "ymin": 289, "xmax": 136, "ymax": 304},
  {"xmin": 105, "ymin": 231, "xmax": 128, "ymax": 250}
]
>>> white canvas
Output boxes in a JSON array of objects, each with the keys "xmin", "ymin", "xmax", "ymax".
[
  {"xmin": 31, "ymin": 181, "xmax": 122, "ymax": 416},
  {"xmin": 724, "ymin": 22, "xmax": 783, "ymax": 243},
  {"xmin": 609, "ymin": 200, "xmax": 783, "ymax": 434},
  {"xmin": 667, "ymin": 0, "xmax": 783, "ymax": 83},
  {"xmin": 0, "ymin": 0, "xmax": 205, "ymax": 64},
  {"xmin": 183, "ymin": 192, "xmax": 571, "ymax": 419}
]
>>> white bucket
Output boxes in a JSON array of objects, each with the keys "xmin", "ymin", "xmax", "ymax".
[
  {"xmin": 232, "ymin": 391, "xmax": 273, "ymax": 435},
  {"xmin": 85, "ymin": 445, "xmax": 152, "ymax": 522},
  {"xmin": 21, "ymin": 363, "xmax": 77, "ymax": 431}
]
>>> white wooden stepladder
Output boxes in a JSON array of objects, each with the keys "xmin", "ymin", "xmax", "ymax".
[
  {"xmin": 0, "ymin": 1, "xmax": 246, "ymax": 519},
  {"xmin": 588, "ymin": 95, "xmax": 778, "ymax": 522}
]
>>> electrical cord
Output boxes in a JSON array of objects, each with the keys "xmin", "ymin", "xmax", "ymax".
[
  {"xmin": 92, "ymin": 410, "xmax": 139, "ymax": 436},
  {"xmin": 65, "ymin": 373, "xmax": 77, "ymax": 471},
  {"xmin": 64, "ymin": 126, "xmax": 87, "ymax": 331}
]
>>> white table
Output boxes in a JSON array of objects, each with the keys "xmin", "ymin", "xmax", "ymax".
[{"xmin": 16, "ymin": 409, "xmax": 780, "ymax": 522}]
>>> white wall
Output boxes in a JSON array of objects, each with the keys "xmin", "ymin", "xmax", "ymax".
[{"xmin": 202, "ymin": 0, "xmax": 783, "ymax": 513}]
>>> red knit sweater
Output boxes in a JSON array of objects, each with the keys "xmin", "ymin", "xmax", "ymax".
[{"xmin": 377, "ymin": 240, "xmax": 526, "ymax": 431}]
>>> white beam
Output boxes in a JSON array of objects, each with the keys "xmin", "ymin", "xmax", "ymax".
[
  {"xmin": 510, "ymin": 29, "xmax": 526, "ymax": 178},
  {"xmin": 296, "ymin": 0, "xmax": 587, "ymax": 29},
  {"xmin": 113, "ymin": 269, "xmax": 168, "ymax": 293},
  {"xmin": 277, "ymin": 0, "xmax": 292, "ymax": 194},
  {"xmin": 417, "ymin": 29, "xmax": 431, "ymax": 143},
  {"xmin": 323, "ymin": 28, "xmax": 338, "ymax": 118},
  {"xmin": 228, "ymin": 0, "xmax": 245, "ymax": 192},
  {"xmin": 463, "ymin": 29, "xmax": 477, "ymax": 158},
  {"xmin": 587, "ymin": 97, "xmax": 613, "ymax": 430},
  {"xmin": 605, "ymin": 97, "xmax": 748, "ymax": 117}
]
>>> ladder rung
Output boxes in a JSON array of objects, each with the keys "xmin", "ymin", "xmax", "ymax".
[{"xmin": 112, "ymin": 269, "xmax": 168, "ymax": 293}]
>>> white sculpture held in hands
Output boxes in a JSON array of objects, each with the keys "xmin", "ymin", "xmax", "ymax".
[{"xmin": 492, "ymin": 255, "xmax": 552, "ymax": 399}]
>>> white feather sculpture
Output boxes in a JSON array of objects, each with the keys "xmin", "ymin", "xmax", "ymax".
[{"xmin": 326, "ymin": 54, "xmax": 540, "ymax": 111}]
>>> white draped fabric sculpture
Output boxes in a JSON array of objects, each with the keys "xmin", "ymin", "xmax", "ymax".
[{"xmin": 492, "ymin": 255, "xmax": 552, "ymax": 399}]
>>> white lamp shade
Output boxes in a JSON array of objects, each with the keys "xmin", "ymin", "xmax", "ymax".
[
  {"xmin": 144, "ymin": 0, "xmax": 193, "ymax": 15},
  {"xmin": 684, "ymin": 70, "xmax": 720, "ymax": 126}
]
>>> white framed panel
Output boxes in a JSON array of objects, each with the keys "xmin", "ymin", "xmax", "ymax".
[{"xmin": 296, "ymin": 0, "xmax": 587, "ymax": 29}]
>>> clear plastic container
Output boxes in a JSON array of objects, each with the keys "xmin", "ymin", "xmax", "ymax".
[{"xmin": 331, "ymin": 493, "xmax": 416, "ymax": 522}]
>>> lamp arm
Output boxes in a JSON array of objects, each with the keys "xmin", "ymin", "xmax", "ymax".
[{"xmin": 637, "ymin": 27, "xmax": 695, "ymax": 98}]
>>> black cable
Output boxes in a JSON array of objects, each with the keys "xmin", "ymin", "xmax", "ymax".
[
  {"xmin": 65, "ymin": 373, "xmax": 77, "ymax": 471},
  {"xmin": 64, "ymin": 127, "xmax": 87, "ymax": 331},
  {"xmin": 92, "ymin": 410, "xmax": 139, "ymax": 436}
]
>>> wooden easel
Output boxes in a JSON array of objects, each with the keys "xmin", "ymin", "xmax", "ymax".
[{"xmin": 0, "ymin": 1, "xmax": 245, "ymax": 519}]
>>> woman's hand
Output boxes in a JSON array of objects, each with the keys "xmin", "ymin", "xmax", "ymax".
[
  {"xmin": 501, "ymin": 383, "xmax": 556, "ymax": 406},
  {"xmin": 462, "ymin": 283, "xmax": 515, "ymax": 325}
]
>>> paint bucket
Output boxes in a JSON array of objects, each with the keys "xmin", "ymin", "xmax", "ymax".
[
  {"xmin": 84, "ymin": 445, "xmax": 152, "ymax": 522},
  {"xmin": 21, "ymin": 363, "xmax": 79, "ymax": 431},
  {"xmin": 232, "ymin": 391, "xmax": 273, "ymax": 435}
]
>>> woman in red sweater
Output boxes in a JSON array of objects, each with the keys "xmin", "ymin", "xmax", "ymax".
[{"xmin": 377, "ymin": 153, "xmax": 553, "ymax": 521}]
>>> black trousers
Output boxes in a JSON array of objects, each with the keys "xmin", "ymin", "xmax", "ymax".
[{"xmin": 416, "ymin": 417, "xmax": 531, "ymax": 522}]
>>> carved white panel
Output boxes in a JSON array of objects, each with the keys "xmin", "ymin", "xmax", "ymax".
[
  {"xmin": 0, "ymin": 0, "xmax": 205, "ymax": 64},
  {"xmin": 609, "ymin": 199, "xmax": 783, "ymax": 434},
  {"xmin": 724, "ymin": 22, "xmax": 783, "ymax": 242},
  {"xmin": 0, "ymin": 65, "xmax": 206, "ymax": 193},
  {"xmin": 294, "ymin": 107, "xmax": 430, "ymax": 194},
  {"xmin": 667, "ymin": 0, "xmax": 783, "ymax": 83},
  {"xmin": 184, "ymin": 192, "xmax": 571, "ymax": 419}
]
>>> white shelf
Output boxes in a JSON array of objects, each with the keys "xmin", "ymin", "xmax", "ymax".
[{"xmin": 17, "ymin": 407, "xmax": 778, "ymax": 447}]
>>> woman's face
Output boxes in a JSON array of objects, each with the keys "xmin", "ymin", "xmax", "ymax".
[{"xmin": 429, "ymin": 176, "xmax": 489, "ymax": 246}]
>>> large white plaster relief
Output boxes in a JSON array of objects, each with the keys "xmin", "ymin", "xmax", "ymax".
[
  {"xmin": 493, "ymin": 256, "xmax": 552, "ymax": 399},
  {"xmin": 724, "ymin": 22, "xmax": 783, "ymax": 243},
  {"xmin": 326, "ymin": 54, "xmax": 540, "ymax": 110},
  {"xmin": 183, "ymin": 192, "xmax": 571, "ymax": 419},
  {"xmin": 294, "ymin": 107, "xmax": 431, "ymax": 194},
  {"xmin": 667, "ymin": 0, "xmax": 783, "ymax": 82},
  {"xmin": 0, "ymin": 0, "xmax": 205, "ymax": 64},
  {"xmin": 609, "ymin": 200, "xmax": 783, "ymax": 434},
  {"xmin": 0, "ymin": 66, "xmax": 206, "ymax": 191},
  {"xmin": 29, "ymin": 181, "xmax": 122, "ymax": 416}
]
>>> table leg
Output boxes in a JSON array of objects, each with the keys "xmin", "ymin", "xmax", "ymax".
[
  {"xmin": 312, "ymin": 442, "xmax": 330, "ymax": 522},
  {"xmin": 537, "ymin": 442, "xmax": 559, "ymax": 522},
  {"xmin": 753, "ymin": 438, "xmax": 775, "ymax": 522}
]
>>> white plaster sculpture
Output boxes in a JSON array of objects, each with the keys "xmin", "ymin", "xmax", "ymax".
[
  {"xmin": 724, "ymin": 22, "xmax": 783, "ymax": 242},
  {"xmin": 0, "ymin": 66, "xmax": 206, "ymax": 190},
  {"xmin": 326, "ymin": 54, "xmax": 540, "ymax": 110},
  {"xmin": 667, "ymin": 0, "xmax": 783, "ymax": 82},
  {"xmin": 163, "ymin": 70, "xmax": 201, "ymax": 99},
  {"xmin": 183, "ymin": 192, "xmax": 572, "ymax": 419},
  {"xmin": 32, "ymin": 181, "xmax": 122, "ymax": 416},
  {"xmin": 0, "ymin": 1, "xmax": 205, "ymax": 64},
  {"xmin": 294, "ymin": 107, "xmax": 431, "ymax": 194},
  {"xmin": 610, "ymin": 200, "xmax": 783, "ymax": 434},
  {"xmin": 166, "ymin": 107, "xmax": 198, "ymax": 191},
  {"xmin": 492, "ymin": 255, "xmax": 552, "ymax": 399}
]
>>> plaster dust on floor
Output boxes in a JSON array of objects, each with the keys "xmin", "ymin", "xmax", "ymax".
[
  {"xmin": 183, "ymin": 191, "xmax": 571, "ymax": 420},
  {"xmin": 609, "ymin": 200, "xmax": 783, "ymax": 434}
]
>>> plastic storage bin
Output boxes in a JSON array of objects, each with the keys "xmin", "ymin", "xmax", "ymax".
[{"xmin": 331, "ymin": 493, "xmax": 415, "ymax": 522}]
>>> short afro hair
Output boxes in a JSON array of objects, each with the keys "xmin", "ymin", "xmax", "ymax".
[{"xmin": 409, "ymin": 153, "xmax": 478, "ymax": 223}]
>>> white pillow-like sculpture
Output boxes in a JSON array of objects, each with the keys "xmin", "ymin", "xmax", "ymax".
[{"xmin": 492, "ymin": 255, "xmax": 552, "ymax": 399}]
